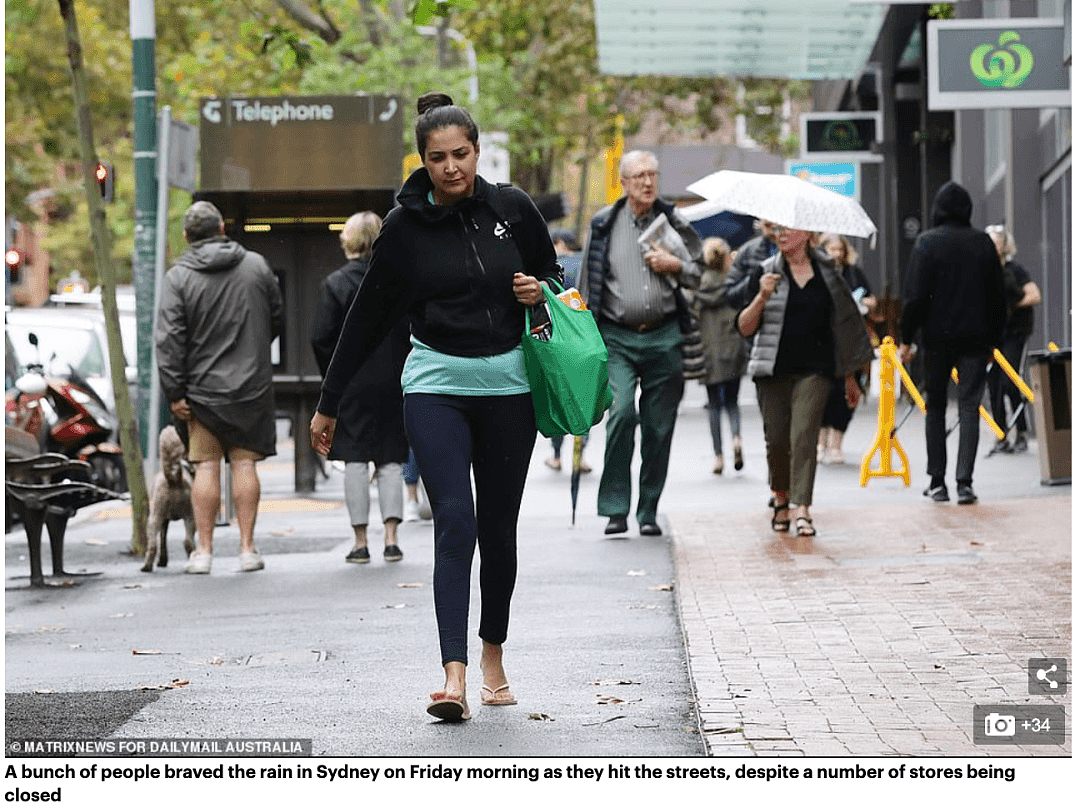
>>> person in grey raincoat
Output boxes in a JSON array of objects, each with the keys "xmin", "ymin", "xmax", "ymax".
[{"xmin": 156, "ymin": 201, "xmax": 283, "ymax": 574}]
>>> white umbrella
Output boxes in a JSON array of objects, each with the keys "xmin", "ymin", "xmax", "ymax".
[{"xmin": 686, "ymin": 169, "xmax": 878, "ymax": 238}]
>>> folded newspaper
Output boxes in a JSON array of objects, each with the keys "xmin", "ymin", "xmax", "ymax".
[{"xmin": 637, "ymin": 212, "xmax": 692, "ymax": 263}]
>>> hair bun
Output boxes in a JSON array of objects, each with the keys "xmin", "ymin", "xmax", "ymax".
[{"xmin": 417, "ymin": 91, "xmax": 454, "ymax": 116}]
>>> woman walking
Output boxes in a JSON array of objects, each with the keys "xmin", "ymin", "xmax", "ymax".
[
  {"xmin": 311, "ymin": 211, "xmax": 411, "ymax": 564},
  {"xmin": 696, "ymin": 237, "xmax": 748, "ymax": 475},
  {"xmin": 310, "ymin": 92, "xmax": 561, "ymax": 722},
  {"xmin": 737, "ymin": 227, "xmax": 872, "ymax": 537},
  {"xmin": 816, "ymin": 233, "xmax": 876, "ymax": 465}
]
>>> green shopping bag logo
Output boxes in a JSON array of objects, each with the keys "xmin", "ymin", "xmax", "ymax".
[{"xmin": 970, "ymin": 31, "xmax": 1035, "ymax": 88}]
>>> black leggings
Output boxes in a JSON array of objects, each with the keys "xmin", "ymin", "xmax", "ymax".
[{"xmin": 403, "ymin": 392, "xmax": 537, "ymax": 666}]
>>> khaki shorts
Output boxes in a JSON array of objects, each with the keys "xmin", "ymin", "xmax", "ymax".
[{"xmin": 187, "ymin": 417, "xmax": 264, "ymax": 464}]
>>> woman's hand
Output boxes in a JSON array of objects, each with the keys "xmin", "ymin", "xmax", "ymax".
[
  {"xmin": 310, "ymin": 412, "xmax": 337, "ymax": 457},
  {"xmin": 513, "ymin": 273, "xmax": 544, "ymax": 306},
  {"xmin": 844, "ymin": 374, "xmax": 861, "ymax": 409},
  {"xmin": 759, "ymin": 271, "xmax": 780, "ymax": 299}
]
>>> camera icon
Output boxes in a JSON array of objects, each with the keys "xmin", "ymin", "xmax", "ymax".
[{"xmin": 984, "ymin": 713, "xmax": 1016, "ymax": 737}]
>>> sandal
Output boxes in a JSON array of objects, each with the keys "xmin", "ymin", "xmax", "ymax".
[
  {"xmin": 480, "ymin": 683, "xmax": 517, "ymax": 706},
  {"xmin": 794, "ymin": 516, "xmax": 816, "ymax": 537},
  {"xmin": 426, "ymin": 691, "xmax": 472, "ymax": 722},
  {"xmin": 771, "ymin": 501, "xmax": 790, "ymax": 533}
]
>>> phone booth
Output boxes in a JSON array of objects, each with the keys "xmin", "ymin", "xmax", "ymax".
[{"xmin": 196, "ymin": 94, "xmax": 403, "ymax": 492}]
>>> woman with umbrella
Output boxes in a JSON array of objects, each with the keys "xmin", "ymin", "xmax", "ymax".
[{"xmin": 736, "ymin": 227, "xmax": 873, "ymax": 537}]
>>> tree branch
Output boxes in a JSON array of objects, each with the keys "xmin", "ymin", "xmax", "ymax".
[{"xmin": 270, "ymin": 0, "xmax": 340, "ymax": 44}]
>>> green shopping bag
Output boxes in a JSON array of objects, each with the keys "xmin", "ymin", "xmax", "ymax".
[{"xmin": 522, "ymin": 283, "xmax": 614, "ymax": 438}]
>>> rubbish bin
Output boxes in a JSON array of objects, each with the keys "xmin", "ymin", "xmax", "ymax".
[{"xmin": 1029, "ymin": 349, "xmax": 1071, "ymax": 485}]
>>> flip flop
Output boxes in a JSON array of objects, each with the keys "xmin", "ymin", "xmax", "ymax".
[
  {"xmin": 795, "ymin": 516, "xmax": 816, "ymax": 537},
  {"xmin": 480, "ymin": 683, "xmax": 517, "ymax": 706},
  {"xmin": 426, "ymin": 692, "xmax": 472, "ymax": 721}
]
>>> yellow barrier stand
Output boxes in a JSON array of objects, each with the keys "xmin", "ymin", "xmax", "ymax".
[
  {"xmin": 861, "ymin": 338, "xmax": 1015, "ymax": 484},
  {"xmin": 992, "ymin": 348, "xmax": 1035, "ymax": 402},
  {"xmin": 949, "ymin": 368, "xmax": 1005, "ymax": 440},
  {"xmin": 860, "ymin": 338, "xmax": 916, "ymax": 486}
]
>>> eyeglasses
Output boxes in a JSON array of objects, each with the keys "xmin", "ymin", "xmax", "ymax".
[{"xmin": 623, "ymin": 170, "xmax": 658, "ymax": 183}]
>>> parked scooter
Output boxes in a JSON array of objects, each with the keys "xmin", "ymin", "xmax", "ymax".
[{"xmin": 5, "ymin": 332, "xmax": 127, "ymax": 492}]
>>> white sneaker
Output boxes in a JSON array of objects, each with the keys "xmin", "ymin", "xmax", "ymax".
[
  {"xmin": 403, "ymin": 499, "xmax": 422, "ymax": 522},
  {"xmin": 238, "ymin": 550, "xmax": 264, "ymax": 572},
  {"xmin": 184, "ymin": 550, "xmax": 212, "ymax": 575}
]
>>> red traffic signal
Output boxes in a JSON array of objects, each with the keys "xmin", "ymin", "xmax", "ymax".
[{"xmin": 96, "ymin": 161, "xmax": 114, "ymax": 202}]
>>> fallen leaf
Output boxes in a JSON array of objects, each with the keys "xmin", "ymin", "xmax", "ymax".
[
  {"xmin": 647, "ymin": 583, "xmax": 673, "ymax": 591},
  {"xmin": 627, "ymin": 570, "xmax": 646, "ymax": 577},
  {"xmin": 591, "ymin": 679, "xmax": 639, "ymax": 686},
  {"xmin": 596, "ymin": 694, "xmax": 624, "ymax": 705},
  {"xmin": 136, "ymin": 679, "xmax": 190, "ymax": 691},
  {"xmin": 34, "ymin": 689, "xmax": 55, "ymax": 694},
  {"xmin": 396, "ymin": 582, "xmax": 423, "ymax": 589},
  {"xmin": 970, "ymin": 541, "xmax": 982, "ymax": 546},
  {"xmin": 582, "ymin": 715, "xmax": 625, "ymax": 726},
  {"xmin": 132, "ymin": 649, "xmax": 163, "ymax": 655},
  {"xmin": 123, "ymin": 583, "xmax": 143, "ymax": 589},
  {"xmin": 528, "ymin": 713, "xmax": 555, "ymax": 722}
]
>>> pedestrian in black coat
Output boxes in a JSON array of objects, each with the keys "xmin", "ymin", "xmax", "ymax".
[
  {"xmin": 899, "ymin": 181, "xmax": 1007, "ymax": 505},
  {"xmin": 312, "ymin": 211, "xmax": 411, "ymax": 564}
]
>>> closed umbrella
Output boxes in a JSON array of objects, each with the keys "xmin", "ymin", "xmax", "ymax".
[
  {"xmin": 686, "ymin": 170, "xmax": 877, "ymax": 238},
  {"xmin": 570, "ymin": 435, "xmax": 584, "ymax": 525}
]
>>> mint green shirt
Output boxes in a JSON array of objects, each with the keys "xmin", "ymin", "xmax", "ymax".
[{"xmin": 401, "ymin": 336, "xmax": 530, "ymax": 396}]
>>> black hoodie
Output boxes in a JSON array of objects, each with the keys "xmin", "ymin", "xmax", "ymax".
[
  {"xmin": 900, "ymin": 182, "xmax": 1006, "ymax": 351},
  {"xmin": 317, "ymin": 169, "xmax": 561, "ymax": 417}
]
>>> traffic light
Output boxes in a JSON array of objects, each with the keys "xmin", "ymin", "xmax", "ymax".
[
  {"xmin": 5, "ymin": 248, "xmax": 22, "ymax": 284},
  {"xmin": 95, "ymin": 161, "xmax": 114, "ymax": 202}
]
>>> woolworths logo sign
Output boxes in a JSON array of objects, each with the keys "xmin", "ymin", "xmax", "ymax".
[
  {"xmin": 928, "ymin": 19, "xmax": 1069, "ymax": 110},
  {"xmin": 970, "ymin": 31, "xmax": 1035, "ymax": 88}
]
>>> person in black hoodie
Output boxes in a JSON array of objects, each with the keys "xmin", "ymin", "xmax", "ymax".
[
  {"xmin": 310, "ymin": 92, "xmax": 561, "ymax": 723},
  {"xmin": 899, "ymin": 181, "xmax": 1007, "ymax": 505},
  {"xmin": 311, "ymin": 211, "xmax": 411, "ymax": 565}
]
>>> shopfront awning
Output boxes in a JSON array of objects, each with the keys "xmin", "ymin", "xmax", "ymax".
[{"xmin": 593, "ymin": 0, "xmax": 888, "ymax": 80}]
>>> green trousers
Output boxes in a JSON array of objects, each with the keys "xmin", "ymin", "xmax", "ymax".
[
  {"xmin": 754, "ymin": 373, "xmax": 832, "ymax": 506},
  {"xmin": 597, "ymin": 320, "xmax": 684, "ymax": 524}
]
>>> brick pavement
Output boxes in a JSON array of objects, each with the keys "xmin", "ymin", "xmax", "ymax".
[{"xmin": 670, "ymin": 495, "xmax": 1071, "ymax": 756}]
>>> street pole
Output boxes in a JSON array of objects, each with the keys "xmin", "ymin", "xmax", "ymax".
[{"xmin": 130, "ymin": 0, "xmax": 157, "ymax": 455}]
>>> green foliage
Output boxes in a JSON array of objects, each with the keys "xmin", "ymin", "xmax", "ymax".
[
  {"xmin": 7, "ymin": 0, "xmax": 814, "ymax": 288},
  {"xmin": 929, "ymin": 4, "xmax": 955, "ymax": 21},
  {"xmin": 6, "ymin": 0, "xmax": 303, "ymax": 288}
]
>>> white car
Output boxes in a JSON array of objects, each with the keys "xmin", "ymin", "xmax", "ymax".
[{"xmin": 4, "ymin": 305, "xmax": 132, "ymax": 417}]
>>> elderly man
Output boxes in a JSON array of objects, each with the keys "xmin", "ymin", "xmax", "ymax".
[
  {"xmin": 579, "ymin": 150, "xmax": 704, "ymax": 536},
  {"xmin": 156, "ymin": 201, "xmax": 283, "ymax": 573}
]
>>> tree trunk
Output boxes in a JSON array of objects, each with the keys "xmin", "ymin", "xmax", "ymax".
[{"xmin": 57, "ymin": 0, "xmax": 149, "ymax": 555}]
